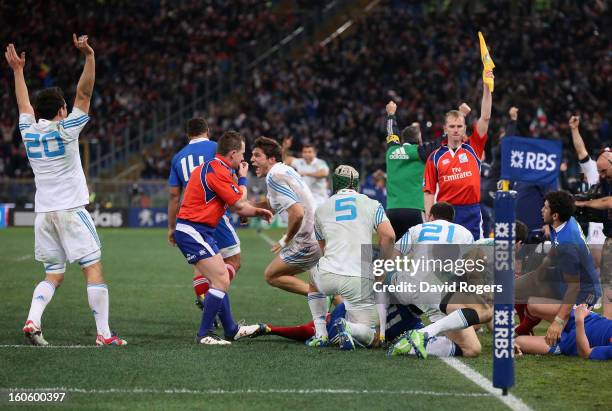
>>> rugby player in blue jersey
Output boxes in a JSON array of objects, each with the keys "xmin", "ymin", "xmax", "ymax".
[{"xmin": 516, "ymin": 304, "xmax": 611, "ymax": 360}]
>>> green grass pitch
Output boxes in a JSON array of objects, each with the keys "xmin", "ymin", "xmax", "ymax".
[{"xmin": 0, "ymin": 227, "xmax": 610, "ymax": 410}]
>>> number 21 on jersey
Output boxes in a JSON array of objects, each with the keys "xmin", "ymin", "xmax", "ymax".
[{"xmin": 418, "ymin": 223, "xmax": 455, "ymax": 242}]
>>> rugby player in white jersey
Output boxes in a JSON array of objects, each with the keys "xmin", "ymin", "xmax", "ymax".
[
  {"xmin": 283, "ymin": 138, "xmax": 330, "ymax": 208},
  {"xmin": 387, "ymin": 202, "xmax": 492, "ymax": 358},
  {"xmin": 250, "ymin": 137, "xmax": 330, "ymax": 343},
  {"xmin": 311, "ymin": 165, "xmax": 395, "ymax": 349},
  {"xmin": 6, "ymin": 36, "xmax": 126, "ymax": 346}
]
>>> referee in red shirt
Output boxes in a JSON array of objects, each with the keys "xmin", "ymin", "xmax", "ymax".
[
  {"xmin": 423, "ymin": 72, "xmax": 493, "ymax": 239},
  {"xmin": 175, "ymin": 130, "xmax": 273, "ymax": 345}
]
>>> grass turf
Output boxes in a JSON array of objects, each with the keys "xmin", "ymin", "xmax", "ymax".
[{"xmin": 0, "ymin": 227, "xmax": 610, "ymax": 410}]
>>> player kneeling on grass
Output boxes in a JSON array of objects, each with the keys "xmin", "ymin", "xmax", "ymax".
[
  {"xmin": 174, "ymin": 130, "xmax": 273, "ymax": 345},
  {"xmin": 309, "ymin": 165, "xmax": 396, "ymax": 349},
  {"xmin": 7, "ymin": 37, "xmax": 126, "ymax": 346},
  {"xmin": 515, "ymin": 304, "xmax": 611, "ymax": 360},
  {"xmin": 386, "ymin": 202, "xmax": 493, "ymax": 358}
]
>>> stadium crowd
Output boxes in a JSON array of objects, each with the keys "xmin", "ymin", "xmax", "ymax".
[
  {"xmin": 137, "ymin": 0, "xmax": 610, "ymax": 180},
  {"xmin": 0, "ymin": 0, "xmax": 299, "ymax": 178}
]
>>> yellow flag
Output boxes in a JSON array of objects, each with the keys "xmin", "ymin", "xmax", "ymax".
[{"xmin": 478, "ymin": 31, "xmax": 495, "ymax": 92}]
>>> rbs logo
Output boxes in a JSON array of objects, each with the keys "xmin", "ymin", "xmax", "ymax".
[{"xmin": 510, "ymin": 150, "xmax": 557, "ymax": 171}]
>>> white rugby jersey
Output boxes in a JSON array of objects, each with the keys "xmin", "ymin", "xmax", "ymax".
[
  {"xmin": 395, "ymin": 219, "xmax": 474, "ymax": 254},
  {"xmin": 291, "ymin": 157, "xmax": 329, "ymax": 200},
  {"xmin": 314, "ymin": 189, "xmax": 387, "ymax": 278},
  {"xmin": 18, "ymin": 108, "xmax": 90, "ymax": 212},
  {"xmin": 266, "ymin": 162, "xmax": 317, "ymax": 242}
]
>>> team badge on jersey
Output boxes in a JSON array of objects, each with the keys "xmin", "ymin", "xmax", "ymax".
[{"xmin": 459, "ymin": 153, "xmax": 468, "ymax": 163}]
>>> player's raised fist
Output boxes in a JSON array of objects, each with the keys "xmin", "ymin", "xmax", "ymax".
[
  {"xmin": 569, "ymin": 115, "xmax": 580, "ymax": 130},
  {"xmin": 238, "ymin": 161, "xmax": 249, "ymax": 178},
  {"xmin": 386, "ymin": 101, "xmax": 397, "ymax": 116},
  {"xmin": 458, "ymin": 103, "xmax": 471, "ymax": 116},
  {"xmin": 73, "ymin": 34, "xmax": 94, "ymax": 56},
  {"xmin": 4, "ymin": 44, "xmax": 26, "ymax": 71},
  {"xmin": 509, "ymin": 106, "xmax": 519, "ymax": 121},
  {"xmin": 281, "ymin": 136, "xmax": 293, "ymax": 150},
  {"xmin": 574, "ymin": 304, "xmax": 590, "ymax": 321}
]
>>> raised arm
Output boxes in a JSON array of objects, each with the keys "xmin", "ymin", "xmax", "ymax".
[
  {"xmin": 476, "ymin": 71, "xmax": 493, "ymax": 137},
  {"xmin": 569, "ymin": 116, "xmax": 588, "ymax": 161},
  {"xmin": 73, "ymin": 34, "xmax": 95, "ymax": 114},
  {"xmin": 282, "ymin": 136, "xmax": 296, "ymax": 166},
  {"xmin": 4, "ymin": 44, "xmax": 34, "ymax": 116},
  {"xmin": 385, "ymin": 101, "xmax": 401, "ymax": 144}
]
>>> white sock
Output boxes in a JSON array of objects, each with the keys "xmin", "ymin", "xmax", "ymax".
[
  {"xmin": 425, "ymin": 336, "xmax": 457, "ymax": 357},
  {"xmin": 420, "ymin": 310, "xmax": 468, "ymax": 337},
  {"xmin": 308, "ymin": 292, "xmax": 328, "ymax": 338},
  {"xmin": 346, "ymin": 321, "xmax": 375, "ymax": 346},
  {"xmin": 27, "ymin": 281, "xmax": 56, "ymax": 327},
  {"xmin": 87, "ymin": 284, "xmax": 111, "ymax": 339}
]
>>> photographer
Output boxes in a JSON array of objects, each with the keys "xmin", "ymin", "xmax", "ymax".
[{"xmin": 576, "ymin": 148, "xmax": 612, "ymax": 319}]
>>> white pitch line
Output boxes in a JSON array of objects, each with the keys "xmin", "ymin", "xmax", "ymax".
[
  {"xmin": 257, "ymin": 229, "xmax": 530, "ymax": 408},
  {"xmin": 3, "ymin": 387, "xmax": 492, "ymax": 397},
  {"xmin": 257, "ymin": 231, "xmax": 276, "ymax": 246},
  {"xmin": 0, "ymin": 345, "xmax": 99, "ymax": 349},
  {"xmin": 15, "ymin": 254, "xmax": 33, "ymax": 261},
  {"xmin": 441, "ymin": 358, "xmax": 531, "ymax": 411}
]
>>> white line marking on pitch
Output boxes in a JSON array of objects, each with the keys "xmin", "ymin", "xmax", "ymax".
[
  {"xmin": 257, "ymin": 231, "xmax": 531, "ymax": 408},
  {"xmin": 441, "ymin": 358, "xmax": 532, "ymax": 411},
  {"xmin": 0, "ymin": 345, "xmax": 99, "ymax": 349},
  {"xmin": 3, "ymin": 387, "xmax": 491, "ymax": 397},
  {"xmin": 15, "ymin": 254, "xmax": 33, "ymax": 261},
  {"xmin": 257, "ymin": 231, "xmax": 276, "ymax": 246}
]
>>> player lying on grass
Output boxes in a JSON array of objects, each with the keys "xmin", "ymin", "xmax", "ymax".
[
  {"xmin": 515, "ymin": 304, "xmax": 611, "ymax": 360},
  {"xmin": 7, "ymin": 36, "xmax": 127, "ymax": 346},
  {"xmin": 384, "ymin": 202, "xmax": 493, "ymax": 358},
  {"xmin": 258, "ymin": 303, "xmax": 468, "ymax": 356},
  {"xmin": 174, "ymin": 130, "xmax": 273, "ymax": 345},
  {"xmin": 514, "ymin": 191, "xmax": 601, "ymax": 348},
  {"xmin": 310, "ymin": 165, "xmax": 395, "ymax": 349},
  {"xmin": 250, "ymin": 137, "xmax": 329, "ymax": 342}
]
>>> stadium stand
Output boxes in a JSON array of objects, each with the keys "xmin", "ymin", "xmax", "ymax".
[
  {"xmin": 0, "ymin": 0, "xmax": 301, "ymax": 178},
  {"xmin": 137, "ymin": 0, "xmax": 610, "ymax": 179}
]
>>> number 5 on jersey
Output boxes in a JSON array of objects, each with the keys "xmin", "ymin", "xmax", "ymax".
[{"xmin": 335, "ymin": 197, "xmax": 357, "ymax": 221}]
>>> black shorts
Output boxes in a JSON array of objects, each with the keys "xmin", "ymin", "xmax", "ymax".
[{"xmin": 387, "ymin": 208, "xmax": 424, "ymax": 239}]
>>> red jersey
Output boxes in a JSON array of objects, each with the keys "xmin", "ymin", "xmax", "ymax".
[
  {"xmin": 423, "ymin": 129, "xmax": 487, "ymax": 206},
  {"xmin": 177, "ymin": 154, "xmax": 242, "ymax": 226}
]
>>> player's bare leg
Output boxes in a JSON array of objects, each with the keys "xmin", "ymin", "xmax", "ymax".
[
  {"xmin": 515, "ymin": 335, "xmax": 552, "ymax": 355},
  {"xmin": 264, "ymin": 255, "xmax": 309, "ymax": 295},
  {"xmin": 445, "ymin": 327, "xmax": 482, "ymax": 358},
  {"xmin": 82, "ymin": 262, "xmax": 127, "ymax": 346}
]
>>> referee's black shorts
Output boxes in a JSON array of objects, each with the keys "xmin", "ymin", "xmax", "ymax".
[{"xmin": 386, "ymin": 208, "xmax": 424, "ymax": 240}]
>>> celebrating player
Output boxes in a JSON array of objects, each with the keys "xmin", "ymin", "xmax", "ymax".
[
  {"xmin": 310, "ymin": 165, "xmax": 395, "ymax": 348},
  {"xmin": 174, "ymin": 130, "xmax": 272, "ymax": 344},
  {"xmin": 7, "ymin": 36, "xmax": 126, "ymax": 346},
  {"xmin": 423, "ymin": 72, "xmax": 493, "ymax": 239},
  {"xmin": 167, "ymin": 118, "xmax": 242, "ymax": 307},
  {"xmin": 250, "ymin": 137, "xmax": 329, "ymax": 342},
  {"xmin": 516, "ymin": 304, "xmax": 611, "ymax": 360}
]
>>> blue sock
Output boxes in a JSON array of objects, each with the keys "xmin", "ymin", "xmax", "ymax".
[
  {"xmin": 219, "ymin": 294, "xmax": 238, "ymax": 337},
  {"xmin": 198, "ymin": 288, "xmax": 225, "ymax": 337}
]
